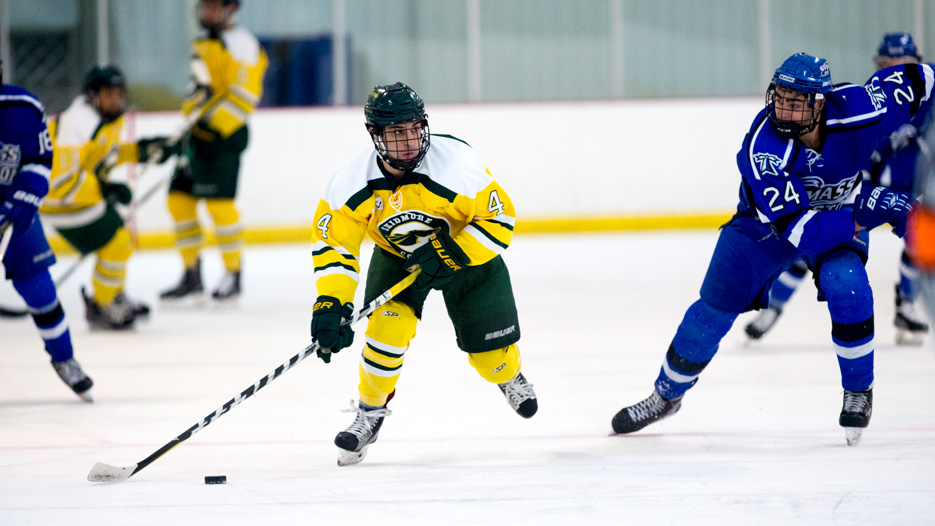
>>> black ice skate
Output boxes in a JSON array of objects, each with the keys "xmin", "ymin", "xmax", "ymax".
[
  {"xmin": 334, "ymin": 400, "xmax": 392, "ymax": 466},
  {"xmin": 211, "ymin": 270, "xmax": 241, "ymax": 301},
  {"xmin": 114, "ymin": 292, "xmax": 150, "ymax": 319},
  {"xmin": 839, "ymin": 388, "xmax": 872, "ymax": 446},
  {"xmin": 159, "ymin": 260, "xmax": 204, "ymax": 303},
  {"xmin": 51, "ymin": 358, "xmax": 94, "ymax": 402},
  {"xmin": 612, "ymin": 391, "xmax": 682, "ymax": 434},
  {"xmin": 894, "ymin": 284, "xmax": 929, "ymax": 345},
  {"xmin": 744, "ymin": 306, "xmax": 782, "ymax": 340},
  {"xmin": 82, "ymin": 287, "xmax": 135, "ymax": 330},
  {"xmin": 498, "ymin": 372, "xmax": 538, "ymax": 418}
]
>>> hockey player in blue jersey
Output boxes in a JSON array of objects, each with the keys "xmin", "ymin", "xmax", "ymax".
[
  {"xmin": 612, "ymin": 52, "xmax": 929, "ymax": 446},
  {"xmin": 1, "ymin": 70, "xmax": 94, "ymax": 401},
  {"xmin": 745, "ymin": 33, "xmax": 930, "ymax": 344}
]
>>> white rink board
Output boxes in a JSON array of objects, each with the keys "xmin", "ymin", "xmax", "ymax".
[
  {"xmin": 124, "ymin": 98, "xmax": 760, "ymax": 233},
  {"xmin": 1, "ymin": 230, "xmax": 933, "ymax": 525}
]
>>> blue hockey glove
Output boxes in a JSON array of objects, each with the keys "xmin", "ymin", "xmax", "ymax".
[
  {"xmin": 0, "ymin": 184, "xmax": 44, "ymax": 234},
  {"xmin": 311, "ymin": 296, "xmax": 355, "ymax": 363},
  {"xmin": 855, "ymin": 184, "xmax": 913, "ymax": 234},
  {"xmin": 406, "ymin": 231, "xmax": 469, "ymax": 291}
]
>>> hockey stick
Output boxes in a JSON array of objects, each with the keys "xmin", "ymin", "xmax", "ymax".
[{"xmin": 87, "ymin": 269, "xmax": 421, "ymax": 483}]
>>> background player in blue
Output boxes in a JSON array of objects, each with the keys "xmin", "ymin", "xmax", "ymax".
[
  {"xmin": 745, "ymin": 32, "xmax": 930, "ymax": 344},
  {"xmin": 0, "ymin": 67, "xmax": 94, "ymax": 402},
  {"xmin": 612, "ymin": 52, "xmax": 928, "ymax": 446}
]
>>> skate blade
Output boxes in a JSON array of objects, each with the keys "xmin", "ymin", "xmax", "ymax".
[
  {"xmin": 211, "ymin": 296, "xmax": 241, "ymax": 309},
  {"xmin": 895, "ymin": 329, "xmax": 925, "ymax": 346},
  {"xmin": 845, "ymin": 427, "xmax": 863, "ymax": 446},
  {"xmin": 159, "ymin": 295, "xmax": 207, "ymax": 309},
  {"xmin": 337, "ymin": 445, "xmax": 369, "ymax": 466},
  {"xmin": 77, "ymin": 389, "xmax": 93, "ymax": 403}
]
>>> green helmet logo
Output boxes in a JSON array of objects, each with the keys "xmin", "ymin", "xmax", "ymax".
[{"xmin": 365, "ymin": 82, "xmax": 430, "ymax": 171}]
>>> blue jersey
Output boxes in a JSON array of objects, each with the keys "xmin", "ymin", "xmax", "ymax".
[
  {"xmin": 735, "ymin": 63, "xmax": 935, "ymax": 258},
  {"xmin": 0, "ymin": 84, "xmax": 53, "ymax": 203}
]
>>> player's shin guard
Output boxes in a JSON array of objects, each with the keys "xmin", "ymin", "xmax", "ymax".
[
  {"xmin": 206, "ymin": 199, "xmax": 243, "ymax": 273},
  {"xmin": 468, "ymin": 344, "xmax": 521, "ymax": 384},
  {"xmin": 92, "ymin": 227, "xmax": 132, "ymax": 306},
  {"xmin": 821, "ymin": 253, "xmax": 874, "ymax": 392},
  {"xmin": 357, "ymin": 300, "xmax": 417, "ymax": 408},
  {"xmin": 12, "ymin": 270, "xmax": 73, "ymax": 362},
  {"xmin": 167, "ymin": 191, "xmax": 203, "ymax": 267},
  {"xmin": 654, "ymin": 299, "xmax": 737, "ymax": 400}
]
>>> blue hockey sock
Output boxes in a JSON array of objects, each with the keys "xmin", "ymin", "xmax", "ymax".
[
  {"xmin": 768, "ymin": 259, "xmax": 809, "ymax": 310},
  {"xmin": 820, "ymin": 253, "xmax": 874, "ymax": 392},
  {"xmin": 12, "ymin": 270, "xmax": 74, "ymax": 362},
  {"xmin": 899, "ymin": 249, "xmax": 918, "ymax": 301},
  {"xmin": 655, "ymin": 299, "xmax": 737, "ymax": 400}
]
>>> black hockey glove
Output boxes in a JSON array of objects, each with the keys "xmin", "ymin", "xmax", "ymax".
[
  {"xmin": 100, "ymin": 181, "xmax": 133, "ymax": 205},
  {"xmin": 406, "ymin": 231, "xmax": 469, "ymax": 290},
  {"xmin": 311, "ymin": 296, "xmax": 355, "ymax": 363},
  {"xmin": 137, "ymin": 136, "xmax": 181, "ymax": 164}
]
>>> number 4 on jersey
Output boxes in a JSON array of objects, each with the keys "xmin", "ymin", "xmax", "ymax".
[
  {"xmin": 318, "ymin": 214, "xmax": 332, "ymax": 239},
  {"xmin": 488, "ymin": 190, "xmax": 504, "ymax": 215}
]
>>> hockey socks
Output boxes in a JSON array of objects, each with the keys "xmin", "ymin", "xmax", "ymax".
[{"xmin": 13, "ymin": 270, "xmax": 74, "ymax": 362}]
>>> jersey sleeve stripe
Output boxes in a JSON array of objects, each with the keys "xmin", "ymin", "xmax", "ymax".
[
  {"xmin": 826, "ymin": 108, "xmax": 886, "ymax": 127},
  {"xmin": 786, "ymin": 210, "xmax": 817, "ymax": 248},
  {"xmin": 463, "ymin": 223, "xmax": 509, "ymax": 252},
  {"xmin": 343, "ymin": 186, "xmax": 374, "ymax": 211},
  {"xmin": 488, "ymin": 215, "xmax": 515, "ymax": 230},
  {"xmin": 0, "ymin": 94, "xmax": 45, "ymax": 116},
  {"xmin": 20, "ymin": 163, "xmax": 52, "ymax": 180},
  {"xmin": 312, "ymin": 242, "xmax": 357, "ymax": 260}
]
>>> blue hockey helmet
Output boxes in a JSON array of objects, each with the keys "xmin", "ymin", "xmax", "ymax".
[
  {"xmin": 766, "ymin": 52, "xmax": 831, "ymax": 138},
  {"xmin": 878, "ymin": 32, "xmax": 919, "ymax": 59}
]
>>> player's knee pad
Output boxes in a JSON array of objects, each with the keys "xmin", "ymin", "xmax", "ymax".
[
  {"xmin": 819, "ymin": 251, "xmax": 872, "ymax": 317},
  {"xmin": 167, "ymin": 191, "xmax": 198, "ymax": 221},
  {"xmin": 96, "ymin": 227, "xmax": 133, "ymax": 266},
  {"xmin": 468, "ymin": 344, "xmax": 521, "ymax": 384},
  {"xmin": 11, "ymin": 269, "xmax": 58, "ymax": 309},
  {"xmin": 205, "ymin": 198, "xmax": 240, "ymax": 227}
]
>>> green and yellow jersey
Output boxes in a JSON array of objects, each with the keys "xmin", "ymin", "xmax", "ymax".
[
  {"xmin": 184, "ymin": 26, "xmax": 268, "ymax": 141},
  {"xmin": 40, "ymin": 96, "xmax": 138, "ymax": 230},
  {"xmin": 312, "ymin": 135, "xmax": 516, "ymax": 306}
]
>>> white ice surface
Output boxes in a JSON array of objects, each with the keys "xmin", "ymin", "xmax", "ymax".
[{"xmin": 1, "ymin": 231, "xmax": 933, "ymax": 526}]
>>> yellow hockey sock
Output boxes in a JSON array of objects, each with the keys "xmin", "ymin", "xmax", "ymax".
[
  {"xmin": 167, "ymin": 191, "xmax": 202, "ymax": 268},
  {"xmin": 206, "ymin": 198, "xmax": 243, "ymax": 272},
  {"xmin": 92, "ymin": 227, "xmax": 133, "ymax": 306},
  {"xmin": 357, "ymin": 300, "xmax": 418, "ymax": 408},
  {"xmin": 468, "ymin": 343, "xmax": 522, "ymax": 384}
]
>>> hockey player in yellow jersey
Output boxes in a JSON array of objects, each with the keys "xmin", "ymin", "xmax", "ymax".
[
  {"xmin": 40, "ymin": 65, "xmax": 178, "ymax": 330},
  {"xmin": 311, "ymin": 83, "xmax": 537, "ymax": 466},
  {"xmin": 160, "ymin": 0, "xmax": 267, "ymax": 303}
]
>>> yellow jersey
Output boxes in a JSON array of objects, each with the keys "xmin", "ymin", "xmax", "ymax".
[
  {"xmin": 40, "ymin": 96, "xmax": 138, "ymax": 229},
  {"xmin": 312, "ymin": 135, "xmax": 516, "ymax": 305},
  {"xmin": 184, "ymin": 26, "xmax": 268, "ymax": 140}
]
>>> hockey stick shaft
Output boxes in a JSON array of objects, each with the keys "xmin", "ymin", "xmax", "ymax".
[
  {"xmin": 87, "ymin": 269, "xmax": 421, "ymax": 483},
  {"xmin": 0, "ymin": 222, "xmax": 11, "ymax": 266}
]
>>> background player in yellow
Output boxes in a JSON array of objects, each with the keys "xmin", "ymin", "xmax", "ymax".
[
  {"xmin": 160, "ymin": 0, "xmax": 268, "ymax": 303},
  {"xmin": 40, "ymin": 65, "xmax": 178, "ymax": 330},
  {"xmin": 310, "ymin": 83, "xmax": 537, "ymax": 466}
]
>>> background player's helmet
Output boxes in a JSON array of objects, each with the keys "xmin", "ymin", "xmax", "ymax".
[
  {"xmin": 364, "ymin": 82, "xmax": 430, "ymax": 171},
  {"xmin": 878, "ymin": 32, "xmax": 920, "ymax": 60},
  {"xmin": 766, "ymin": 52, "xmax": 832, "ymax": 138},
  {"xmin": 198, "ymin": 0, "xmax": 240, "ymax": 32},
  {"xmin": 83, "ymin": 65, "xmax": 126, "ymax": 122}
]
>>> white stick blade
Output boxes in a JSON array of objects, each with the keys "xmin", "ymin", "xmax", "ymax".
[{"xmin": 87, "ymin": 462, "xmax": 137, "ymax": 482}]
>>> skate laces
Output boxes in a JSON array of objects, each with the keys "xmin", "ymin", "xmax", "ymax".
[
  {"xmin": 628, "ymin": 392, "xmax": 669, "ymax": 422},
  {"xmin": 53, "ymin": 359, "xmax": 87, "ymax": 385},
  {"xmin": 500, "ymin": 375, "xmax": 536, "ymax": 407},
  {"xmin": 341, "ymin": 400, "xmax": 391, "ymax": 436},
  {"xmin": 842, "ymin": 391, "xmax": 869, "ymax": 413}
]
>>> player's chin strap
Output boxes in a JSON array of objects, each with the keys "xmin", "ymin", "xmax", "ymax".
[{"xmin": 87, "ymin": 269, "xmax": 421, "ymax": 483}]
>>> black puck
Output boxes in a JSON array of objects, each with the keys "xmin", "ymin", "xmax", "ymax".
[{"xmin": 204, "ymin": 475, "xmax": 227, "ymax": 484}]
